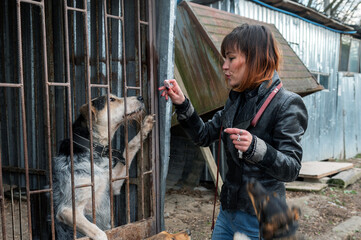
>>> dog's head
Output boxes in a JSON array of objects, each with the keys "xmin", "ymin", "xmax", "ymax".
[
  {"xmin": 79, "ymin": 94, "xmax": 145, "ymax": 142},
  {"xmin": 247, "ymin": 178, "xmax": 300, "ymax": 240},
  {"xmin": 145, "ymin": 230, "xmax": 191, "ymax": 240}
]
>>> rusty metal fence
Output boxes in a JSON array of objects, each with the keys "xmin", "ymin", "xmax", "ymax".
[{"xmin": 0, "ymin": 0, "xmax": 157, "ymax": 239}]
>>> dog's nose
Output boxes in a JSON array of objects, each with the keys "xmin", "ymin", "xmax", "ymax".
[
  {"xmin": 186, "ymin": 229, "xmax": 191, "ymax": 236},
  {"xmin": 137, "ymin": 96, "xmax": 144, "ymax": 102}
]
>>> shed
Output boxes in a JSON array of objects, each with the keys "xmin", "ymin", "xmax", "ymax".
[{"xmin": 174, "ymin": 1, "xmax": 323, "ymax": 119}]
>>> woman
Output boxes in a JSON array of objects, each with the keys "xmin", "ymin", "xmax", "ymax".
[{"xmin": 159, "ymin": 24, "xmax": 308, "ymax": 240}]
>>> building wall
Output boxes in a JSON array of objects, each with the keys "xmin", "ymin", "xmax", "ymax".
[
  {"xmin": 207, "ymin": 0, "xmax": 360, "ymax": 161},
  {"xmin": 337, "ymin": 72, "xmax": 361, "ymax": 159}
]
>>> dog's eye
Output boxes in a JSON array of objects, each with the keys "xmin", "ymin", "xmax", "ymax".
[{"xmin": 110, "ymin": 97, "xmax": 115, "ymax": 102}]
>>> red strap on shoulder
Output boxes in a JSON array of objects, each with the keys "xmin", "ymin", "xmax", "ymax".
[{"xmin": 251, "ymin": 82, "xmax": 283, "ymax": 127}]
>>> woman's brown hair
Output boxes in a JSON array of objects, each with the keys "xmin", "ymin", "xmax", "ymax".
[{"xmin": 221, "ymin": 24, "xmax": 281, "ymax": 92}]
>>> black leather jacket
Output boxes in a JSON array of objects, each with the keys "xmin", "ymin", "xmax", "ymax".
[{"xmin": 175, "ymin": 72, "xmax": 308, "ymax": 214}]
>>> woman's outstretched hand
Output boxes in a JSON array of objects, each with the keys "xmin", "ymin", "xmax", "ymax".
[
  {"xmin": 224, "ymin": 128, "xmax": 253, "ymax": 153},
  {"xmin": 158, "ymin": 79, "xmax": 185, "ymax": 105}
]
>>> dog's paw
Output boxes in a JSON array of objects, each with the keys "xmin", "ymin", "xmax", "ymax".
[
  {"xmin": 93, "ymin": 231, "xmax": 108, "ymax": 240},
  {"xmin": 142, "ymin": 114, "xmax": 155, "ymax": 136},
  {"xmin": 234, "ymin": 232, "xmax": 251, "ymax": 240}
]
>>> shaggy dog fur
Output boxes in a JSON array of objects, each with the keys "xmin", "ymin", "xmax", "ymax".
[{"xmin": 52, "ymin": 94, "xmax": 154, "ymax": 240}]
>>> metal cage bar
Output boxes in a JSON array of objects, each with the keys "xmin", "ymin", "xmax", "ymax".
[
  {"xmin": 119, "ymin": 0, "xmax": 132, "ymax": 224},
  {"xmin": 37, "ymin": 0, "xmax": 56, "ymax": 239},
  {"xmin": 0, "ymin": 150, "xmax": 7, "ymax": 240},
  {"xmin": 135, "ymin": 0, "xmax": 144, "ymax": 220},
  {"xmin": 0, "ymin": 0, "xmax": 158, "ymax": 238},
  {"xmin": 63, "ymin": 0, "xmax": 77, "ymax": 238},
  {"xmin": 15, "ymin": 0, "xmax": 32, "ymax": 238},
  {"xmin": 81, "ymin": 0, "xmax": 98, "ymax": 227},
  {"xmin": 135, "ymin": 0, "xmax": 149, "ymax": 221},
  {"xmin": 0, "ymin": 83, "xmax": 23, "ymax": 88},
  {"xmin": 19, "ymin": 0, "xmax": 42, "ymax": 6},
  {"xmin": 102, "ymin": 0, "xmax": 114, "ymax": 228},
  {"xmin": 146, "ymin": 0, "xmax": 159, "ymax": 232}
]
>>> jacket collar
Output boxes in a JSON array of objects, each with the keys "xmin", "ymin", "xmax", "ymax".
[
  {"xmin": 246, "ymin": 71, "xmax": 281, "ymax": 100},
  {"xmin": 221, "ymin": 71, "xmax": 281, "ymax": 129}
]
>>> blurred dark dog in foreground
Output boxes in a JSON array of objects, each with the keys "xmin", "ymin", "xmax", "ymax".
[{"xmin": 247, "ymin": 178, "xmax": 301, "ymax": 240}]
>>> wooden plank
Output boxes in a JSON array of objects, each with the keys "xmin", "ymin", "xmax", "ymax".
[
  {"xmin": 327, "ymin": 168, "xmax": 361, "ymax": 188},
  {"xmin": 299, "ymin": 161, "xmax": 354, "ymax": 179},
  {"xmin": 285, "ymin": 181, "xmax": 328, "ymax": 192},
  {"xmin": 79, "ymin": 218, "xmax": 156, "ymax": 240},
  {"xmin": 199, "ymin": 147, "xmax": 223, "ymax": 195}
]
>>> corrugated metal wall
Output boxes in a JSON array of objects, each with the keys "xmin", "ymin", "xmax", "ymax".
[
  {"xmin": 206, "ymin": 0, "xmax": 361, "ymax": 161},
  {"xmin": 338, "ymin": 73, "xmax": 361, "ymax": 159}
]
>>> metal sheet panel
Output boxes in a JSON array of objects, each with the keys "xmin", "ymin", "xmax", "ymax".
[
  {"xmin": 337, "ymin": 72, "xmax": 361, "ymax": 159},
  {"xmin": 156, "ymin": 0, "xmax": 178, "ymax": 231}
]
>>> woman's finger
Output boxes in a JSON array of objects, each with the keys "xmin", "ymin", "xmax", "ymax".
[
  {"xmin": 232, "ymin": 140, "xmax": 248, "ymax": 146},
  {"xmin": 168, "ymin": 79, "xmax": 179, "ymax": 87},
  {"xmin": 167, "ymin": 87, "xmax": 179, "ymax": 98},
  {"xmin": 168, "ymin": 88, "xmax": 184, "ymax": 103},
  {"xmin": 224, "ymin": 128, "xmax": 243, "ymax": 135},
  {"xmin": 232, "ymin": 137, "xmax": 251, "ymax": 145},
  {"xmin": 230, "ymin": 134, "xmax": 247, "ymax": 141}
]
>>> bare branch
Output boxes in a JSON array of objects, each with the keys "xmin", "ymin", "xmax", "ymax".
[
  {"xmin": 332, "ymin": 0, "xmax": 344, "ymax": 11},
  {"xmin": 330, "ymin": 0, "xmax": 344, "ymax": 16},
  {"xmin": 307, "ymin": 0, "xmax": 314, "ymax": 8},
  {"xmin": 337, "ymin": 0, "xmax": 348, "ymax": 13},
  {"xmin": 324, "ymin": 0, "xmax": 338, "ymax": 13},
  {"xmin": 341, "ymin": 1, "xmax": 361, "ymax": 22},
  {"xmin": 300, "ymin": 0, "xmax": 361, "ymax": 24}
]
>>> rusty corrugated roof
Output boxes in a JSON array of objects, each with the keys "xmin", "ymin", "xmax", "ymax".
[{"xmin": 174, "ymin": 1, "xmax": 323, "ymax": 119}]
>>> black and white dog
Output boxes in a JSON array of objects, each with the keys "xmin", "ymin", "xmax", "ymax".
[{"xmin": 52, "ymin": 94, "xmax": 155, "ymax": 240}]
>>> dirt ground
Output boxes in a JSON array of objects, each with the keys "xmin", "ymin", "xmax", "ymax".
[
  {"xmin": 1, "ymin": 158, "xmax": 360, "ymax": 239},
  {"xmin": 164, "ymin": 157, "xmax": 361, "ymax": 240}
]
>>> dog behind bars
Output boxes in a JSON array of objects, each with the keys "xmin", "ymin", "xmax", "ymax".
[{"xmin": 52, "ymin": 94, "xmax": 155, "ymax": 240}]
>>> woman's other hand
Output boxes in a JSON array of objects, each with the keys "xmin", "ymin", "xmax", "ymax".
[
  {"xmin": 224, "ymin": 128, "xmax": 253, "ymax": 153},
  {"xmin": 158, "ymin": 79, "xmax": 185, "ymax": 104}
]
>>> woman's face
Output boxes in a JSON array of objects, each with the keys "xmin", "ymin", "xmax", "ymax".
[{"xmin": 222, "ymin": 49, "xmax": 247, "ymax": 89}]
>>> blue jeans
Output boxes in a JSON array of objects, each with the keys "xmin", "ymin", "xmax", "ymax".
[{"xmin": 211, "ymin": 206, "xmax": 260, "ymax": 240}]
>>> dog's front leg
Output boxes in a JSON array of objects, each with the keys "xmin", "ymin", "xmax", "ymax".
[
  {"xmin": 112, "ymin": 114, "xmax": 155, "ymax": 190},
  {"xmin": 126, "ymin": 114, "xmax": 155, "ymax": 161},
  {"xmin": 57, "ymin": 207, "xmax": 108, "ymax": 240}
]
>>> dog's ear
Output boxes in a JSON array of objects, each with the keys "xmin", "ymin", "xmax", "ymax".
[
  {"xmin": 291, "ymin": 206, "xmax": 301, "ymax": 221},
  {"xmin": 261, "ymin": 223, "xmax": 275, "ymax": 240},
  {"xmin": 79, "ymin": 103, "xmax": 98, "ymax": 123}
]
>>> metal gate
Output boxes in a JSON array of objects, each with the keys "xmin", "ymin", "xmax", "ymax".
[{"xmin": 0, "ymin": 0, "xmax": 157, "ymax": 239}]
